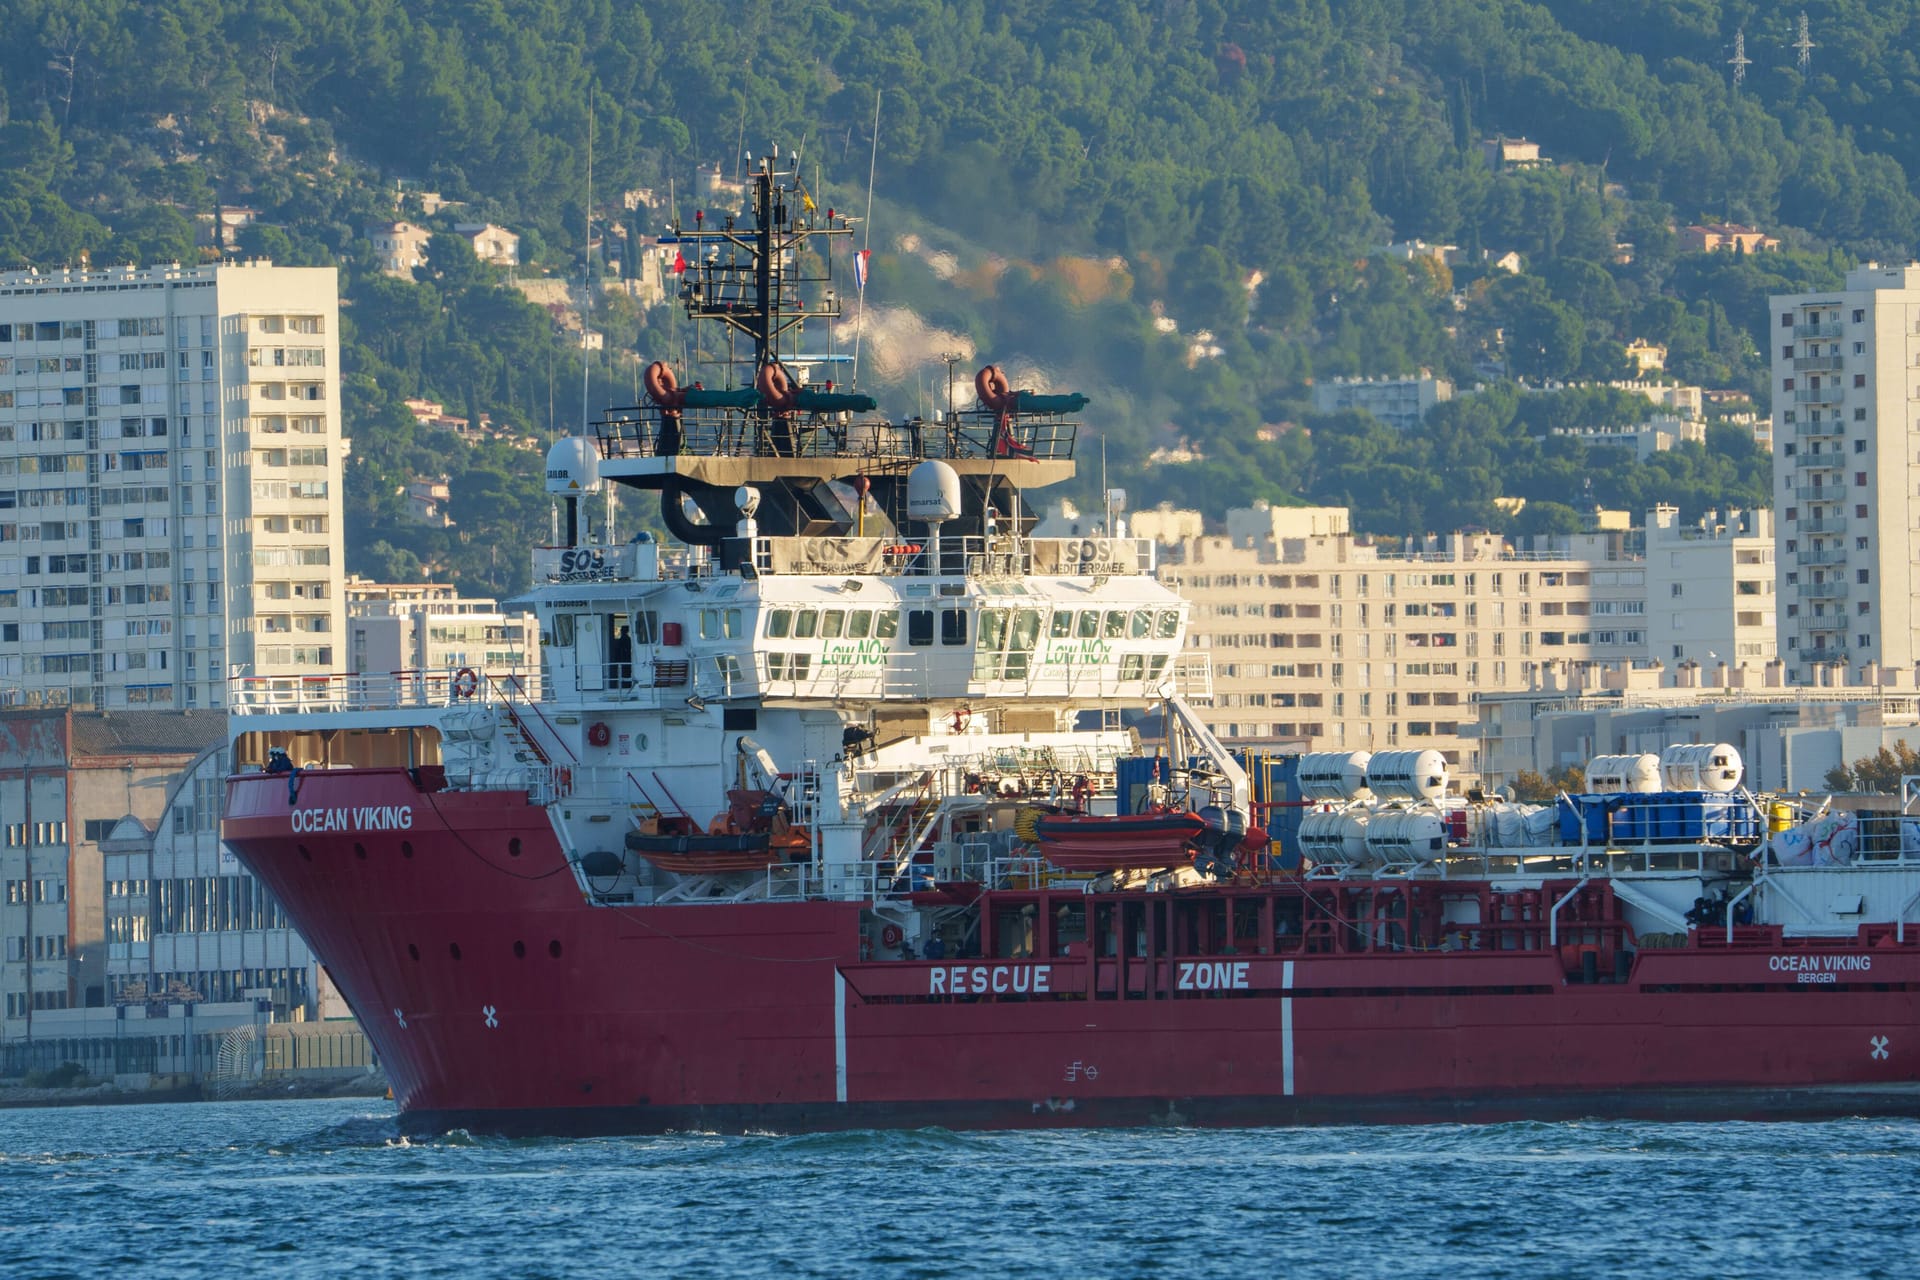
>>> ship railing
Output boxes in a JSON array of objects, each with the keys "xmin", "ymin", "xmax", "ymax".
[
  {"xmin": 746, "ymin": 535, "xmax": 1154, "ymax": 580},
  {"xmin": 594, "ymin": 405, "xmax": 1079, "ymax": 463},
  {"xmin": 227, "ymin": 667, "xmax": 542, "ymax": 714}
]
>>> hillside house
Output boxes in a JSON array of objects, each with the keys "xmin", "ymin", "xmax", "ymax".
[
  {"xmin": 454, "ymin": 222, "xmax": 521, "ymax": 268},
  {"xmin": 1680, "ymin": 223, "xmax": 1779, "ymax": 254},
  {"xmin": 367, "ymin": 221, "xmax": 432, "ymax": 278}
]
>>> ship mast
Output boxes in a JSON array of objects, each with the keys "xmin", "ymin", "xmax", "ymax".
[{"xmin": 676, "ymin": 153, "xmax": 847, "ymax": 380}]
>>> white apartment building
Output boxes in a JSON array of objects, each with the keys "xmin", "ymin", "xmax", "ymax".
[
  {"xmin": 1310, "ymin": 375, "xmax": 1453, "ymax": 431},
  {"xmin": 1161, "ymin": 511, "xmax": 1652, "ymax": 784},
  {"xmin": 1645, "ymin": 505, "xmax": 1776, "ymax": 670},
  {"xmin": 347, "ymin": 580, "xmax": 539, "ymax": 681},
  {"xmin": 0, "ymin": 262, "xmax": 344, "ymax": 710},
  {"xmin": 1770, "ymin": 263, "xmax": 1920, "ymax": 681}
]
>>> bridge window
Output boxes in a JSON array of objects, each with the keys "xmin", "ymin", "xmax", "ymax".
[
  {"xmin": 1121, "ymin": 654, "xmax": 1145, "ymax": 680},
  {"xmin": 700, "ymin": 608, "xmax": 742, "ymax": 639},
  {"xmin": 633, "ymin": 610, "xmax": 659, "ymax": 644},
  {"xmin": 1156, "ymin": 609, "xmax": 1180, "ymax": 639},
  {"xmin": 1103, "ymin": 610, "xmax": 1127, "ymax": 640},
  {"xmin": 1129, "ymin": 609, "xmax": 1153, "ymax": 639},
  {"xmin": 767, "ymin": 653, "xmax": 812, "ymax": 681},
  {"xmin": 847, "ymin": 609, "xmax": 872, "ymax": 639},
  {"xmin": 875, "ymin": 610, "xmax": 898, "ymax": 639},
  {"xmin": 792, "ymin": 609, "xmax": 819, "ymax": 639},
  {"xmin": 1076, "ymin": 611, "xmax": 1100, "ymax": 640},
  {"xmin": 940, "ymin": 608, "xmax": 969, "ymax": 646},
  {"xmin": 766, "ymin": 609, "xmax": 792, "ymax": 639},
  {"xmin": 975, "ymin": 610, "xmax": 1007, "ymax": 679},
  {"xmin": 820, "ymin": 609, "xmax": 845, "ymax": 638},
  {"xmin": 1050, "ymin": 611, "xmax": 1073, "ymax": 639},
  {"xmin": 907, "ymin": 609, "xmax": 934, "ymax": 646}
]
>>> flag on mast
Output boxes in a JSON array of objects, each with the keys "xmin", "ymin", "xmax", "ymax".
[{"xmin": 853, "ymin": 249, "xmax": 871, "ymax": 292}]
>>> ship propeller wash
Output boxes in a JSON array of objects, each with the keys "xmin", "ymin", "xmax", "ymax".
[{"xmin": 223, "ymin": 154, "xmax": 1920, "ymax": 1134}]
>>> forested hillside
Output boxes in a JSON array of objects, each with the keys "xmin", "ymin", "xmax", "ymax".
[{"xmin": 0, "ymin": 0, "xmax": 1913, "ymax": 590}]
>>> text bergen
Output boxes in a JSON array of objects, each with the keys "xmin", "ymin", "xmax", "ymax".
[{"xmin": 1768, "ymin": 953, "xmax": 1872, "ymax": 984}]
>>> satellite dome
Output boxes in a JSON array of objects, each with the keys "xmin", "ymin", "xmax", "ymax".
[
  {"xmin": 906, "ymin": 460, "xmax": 962, "ymax": 523},
  {"xmin": 545, "ymin": 436, "xmax": 602, "ymax": 496}
]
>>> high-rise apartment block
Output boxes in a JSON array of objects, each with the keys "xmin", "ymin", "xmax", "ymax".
[
  {"xmin": 0, "ymin": 263, "xmax": 344, "ymax": 710},
  {"xmin": 1770, "ymin": 263, "xmax": 1920, "ymax": 682}
]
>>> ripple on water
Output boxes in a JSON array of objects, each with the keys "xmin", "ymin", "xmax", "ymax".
[{"xmin": 0, "ymin": 1101, "xmax": 1915, "ymax": 1278}]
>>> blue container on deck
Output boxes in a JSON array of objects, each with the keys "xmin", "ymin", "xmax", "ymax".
[
  {"xmin": 1556, "ymin": 793, "xmax": 1623, "ymax": 843},
  {"xmin": 1234, "ymin": 751, "xmax": 1306, "ymax": 869},
  {"xmin": 1557, "ymin": 791, "xmax": 1759, "ymax": 844},
  {"xmin": 1662, "ymin": 791, "xmax": 1761, "ymax": 843},
  {"xmin": 1115, "ymin": 756, "xmax": 1172, "ymax": 816}
]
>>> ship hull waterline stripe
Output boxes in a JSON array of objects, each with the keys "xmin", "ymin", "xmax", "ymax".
[{"xmin": 398, "ymin": 1083, "xmax": 1920, "ymax": 1139}]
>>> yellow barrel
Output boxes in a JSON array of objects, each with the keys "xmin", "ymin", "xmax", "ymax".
[{"xmin": 1768, "ymin": 801, "xmax": 1794, "ymax": 833}]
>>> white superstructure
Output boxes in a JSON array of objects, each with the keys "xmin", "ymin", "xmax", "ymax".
[{"xmin": 0, "ymin": 262, "xmax": 344, "ymax": 710}]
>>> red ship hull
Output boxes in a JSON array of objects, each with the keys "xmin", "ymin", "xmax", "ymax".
[{"xmin": 224, "ymin": 769, "xmax": 1920, "ymax": 1134}]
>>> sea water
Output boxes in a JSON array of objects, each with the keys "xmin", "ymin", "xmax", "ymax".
[{"xmin": 0, "ymin": 1099, "xmax": 1912, "ymax": 1278}]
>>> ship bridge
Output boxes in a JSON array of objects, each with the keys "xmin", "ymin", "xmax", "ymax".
[{"xmin": 523, "ymin": 531, "xmax": 1213, "ymax": 711}]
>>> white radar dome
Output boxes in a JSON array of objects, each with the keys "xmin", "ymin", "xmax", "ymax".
[
  {"xmin": 906, "ymin": 460, "xmax": 962, "ymax": 523},
  {"xmin": 1366, "ymin": 749, "xmax": 1449, "ymax": 803},
  {"xmin": 545, "ymin": 436, "xmax": 602, "ymax": 495},
  {"xmin": 1586, "ymin": 754, "xmax": 1662, "ymax": 795},
  {"xmin": 1659, "ymin": 743, "xmax": 1743, "ymax": 793},
  {"xmin": 1297, "ymin": 751, "xmax": 1372, "ymax": 803}
]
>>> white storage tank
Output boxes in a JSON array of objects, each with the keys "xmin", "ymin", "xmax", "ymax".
[
  {"xmin": 1298, "ymin": 808, "xmax": 1370, "ymax": 866},
  {"xmin": 1297, "ymin": 751, "xmax": 1372, "ymax": 802},
  {"xmin": 1659, "ymin": 743, "xmax": 1743, "ymax": 793},
  {"xmin": 1585, "ymin": 753, "xmax": 1663, "ymax": 795},
  {"xmin": 1365, "ymin": 809, "xmax": 1449, "ymax": 865},
  {"xmin": 1366, "ymin": 749, "xmax": 1449, "ymax": 803}
]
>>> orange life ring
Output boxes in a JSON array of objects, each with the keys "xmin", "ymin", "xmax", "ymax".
[
  {"xmin": 880, "ymin": 923, "xmax": 904, "ymax": 948},
  {"xmin": 587, "ymin": 721, "xmax": 612, "ymax": 748},
  {"xmin": 452, "ymin": 668, "xmax": 480, "ymax": 699},
  {"xmin": 755, "ymin": 361, "xmax": 797, "ymax": 411},
  {"xmin": 974, "ymin": 364, "xmax": 1015, "ymax": 413},
  {"xmin": 643, "ymin": 360, "xmax": 684, "ymax": 407}
]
